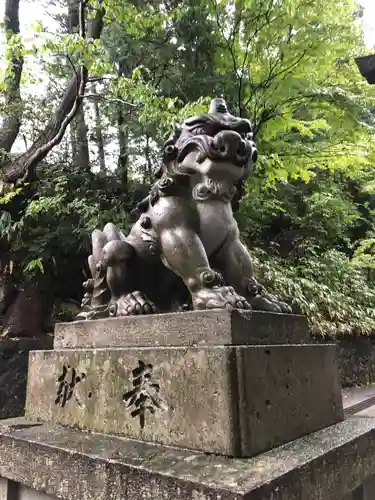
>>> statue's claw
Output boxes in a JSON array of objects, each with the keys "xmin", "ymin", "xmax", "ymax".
[
  {"xmin": 243, "ymin": 277, "xmax": 292, "ymax": 314},
  {"xmin": 249, "ymin": 294, "xmax": 292, "ymax": 314},
  {"xmin": 116, "ymin": 291, "xmax": 158, "ymax": 316},
  {"xmin": 275, "ymin": 299, "xmax": 292, "ymax": 314},
  {"xmin": 192, "ymin": 286, "xmax": 251, "ymax": 311}
]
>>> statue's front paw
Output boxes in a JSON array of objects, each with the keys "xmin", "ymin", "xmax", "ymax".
[
  {"xmin": 244, "ymin": 278, "xmax": 292, "ymax": 314},
  {"xmin": 250, "ymin": 294, "xmax": 292, "ymax": 314},
  {"xmin": 115, "ymin": 291, "xmax": 158, "ymax": 316},
  {"xmin": 192, "ymin": 286, "xmax": 251, "ymax": 311}
]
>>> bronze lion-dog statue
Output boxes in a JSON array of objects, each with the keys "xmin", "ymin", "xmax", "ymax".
[{"xmin": 77, "ymin": 98, "xmax": 291, "ymax": 319}]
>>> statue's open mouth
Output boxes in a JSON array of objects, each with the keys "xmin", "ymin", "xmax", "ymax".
[
  {"xmin": 177, "ymin": 132, "xmax": 255, "ymax": 169},
  {"xmin": 177, "ymin": 135, "xmax": 213, "ymax": 164}
]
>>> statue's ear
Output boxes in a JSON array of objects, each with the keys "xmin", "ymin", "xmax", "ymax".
[
  {"xmin": 173, "ymin": 123, "xmax": 182, "ymax": 141},
  {"xmin": 163, "ymin": 123, "xmax": 181, "ymax": 149}
]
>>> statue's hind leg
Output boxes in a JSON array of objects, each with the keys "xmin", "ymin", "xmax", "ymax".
[
  {"xmin": 214, "ymin": 232, "xmax": 292, "ymax": 313},
  {"xmin": 102, "ymin": 223, "xmax": 157, "ymax": 316},
  {"xmin": 101, "ymin": 223, "xmax": 134, "ymax": 300},
  {"xmin": 77, "ymin": 223, "xmax": 156, "ymax": 319}
]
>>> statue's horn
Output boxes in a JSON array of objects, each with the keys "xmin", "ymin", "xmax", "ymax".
[{"xmin": 209, "ymin": 97, "xmax": 228, "ymax": 114}]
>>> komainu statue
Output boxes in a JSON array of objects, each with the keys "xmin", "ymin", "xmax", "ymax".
[{"xmin": 77, "ymin": 98, "xmax": 291, "ymax": 320}]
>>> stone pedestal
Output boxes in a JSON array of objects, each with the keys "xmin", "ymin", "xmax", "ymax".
[
  {"xmin": 0, "ymin": 416, "xmax": 375, "ymax": 500},
  {"xmin": 25, "ymin": 310, "xmax": 343, "ymax": 457},
  {"xmin": 0, "ymin": 337, "xmax": 53, "ymax": 420},
  {"xmin": 0, "ymin": 309, "xmax": 373, "ymax": 500}
]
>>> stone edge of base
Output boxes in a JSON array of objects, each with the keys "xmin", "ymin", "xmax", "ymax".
[
  {"xmin": 0, "ymin": 416, "xmax": 375, "ymax": 500},
  {"xmin": 54, "ymin": 309, "xmax": 309, "ymax": 349}
]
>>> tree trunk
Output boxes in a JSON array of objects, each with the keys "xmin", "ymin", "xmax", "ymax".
[
  {"xmin": 73, "ymin": 106, "xmax": 90, "ymax": 169},
  {"xmin": 68, "ymin": 0, "xmax": 90, "ymax": 170},
  {"xmin": 0, "ymin": 259, "xmax": 17, "ymax": 321},
  {"xmin": 2, "ymin": 1, "xmax": 105, "ymax": 184},
  {"xmin": 91, "ymin": 83, "xmax": 106, "ymax": 173},
  {"xmin": 117, "ymin": 108, "xmax": 129, "ymax": 187},
  {"xmin": 0, "ymin": 0, "xmax": 105, "ymax": 339},
  {"xmin": 0, "ymin": 0, "xmax": 24, "ymax": 155},
  {"xmin": 116, "ymin": 62, "xmax": 128, "ymax": 186},
  {"xmin": 0, "ymin": 0, "xmax": 23, "ymax": 338},
  {"xmin": 145, "ymin": 134, "xmax": 153, "ymax": 182},
  {"xmin": 67, "ymin": 0, "xmax": 79, "ymax": 33},
  {"xmin": 69, "ymin": 124, "xmax": 77, "ymax": 159},
  {"xmin": 3, "ymin": 288, "xmax": 47, "ymax": 338}
]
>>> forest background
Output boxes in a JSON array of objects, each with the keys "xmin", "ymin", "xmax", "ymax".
[{"xmin": 0, "ymin": 0, "xmax": 375, "ymax": 338}]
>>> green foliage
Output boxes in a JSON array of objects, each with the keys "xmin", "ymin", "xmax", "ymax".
[
  {"xmin": 0, "ymin": 162, "xmax": 138, "ymax": 291},
  {"xmin": 239, "ymin": 172, "xmax": 364, "ymax": 248},
  {"xmin": 253, "ymin": 248, "xmax": 375, "ymax": 338},
  {"xmin": 209, "ymin": 0, "xmax": 375, "ymax": 181},
  {"xmin": 15, "ymin": 168, "xmax": 132, "ymax": 263},
  {"xmin": 236, "ymin": 164, "xmax": 375, "ymax": 336},
  {"xmin": 24, "ymin": 258, "xmax": 45, "ymax": 277},
  {"xmin": 352, "ymin": 238, "xmax": 375, "ymax": 269},
  {"xmin": 0, "ymin": 210, "xmax": 13, "ymax": 241},
  {"xmin": 1, "ymin": 0, "xmax": 375, "ymax": 337}
]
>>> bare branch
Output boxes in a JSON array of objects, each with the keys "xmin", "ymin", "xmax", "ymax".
[
  {"xmin": 83, "ymin": 94, "xmax": 138, "ymax": 108},
  {"xmin": 65, "ymin": 53, "xmax": 79, "ymax": 79},
  {"xmin": 88, "ymin": 76, "xmax": 118, "ymax": 83}
]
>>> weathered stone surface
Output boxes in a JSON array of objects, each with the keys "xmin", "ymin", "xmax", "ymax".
[
  {"xmin": 0, "ymin": 477, "xmax": 58, "ymax": 500},
  {"xmin": 0, "ymin": 417, "xmax": 375, "ymax": 500},
  {"xmin": 25, "ymin": 344, "xmax": 343, "ymax": 457},
  {"xmin": 54, "ymin": 310, "xmax": 309, "ymax": 349},
  {"xmin": 18, "ymin": 484, "xmax": 58, "ymax": 500},
  {"xmin": 342, "ymin": 488, "xmax": 364, "ymax": 500},
  {"xmin": 335, "ymin": 336, "xmax": 375, "ymax": 387},
  {"xmin": 0, "ymin": 337, "xmax": 53, "ymax": 419},
  {"xmin": 235, "ymin": 344, "xmax": 343, "ymax": 456},
  {"xmin": 362, "ymin": 475, "xmax": 375, "ymax": 500},
  {"xmin": 312, "ymin": 335, "xmax": 375, "ymax": 388},
  {"xmin": 0, "ymin": 478, "xmax": 6, "ymax": 500},
  {"xmin": 0, "ymin": 478, "xmax": 19, "ymax": 500}
]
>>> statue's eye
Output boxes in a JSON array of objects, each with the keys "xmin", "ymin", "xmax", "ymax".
[{"xmin": 194, "ymin": 127, "xmax": 206, "ymax": 135}]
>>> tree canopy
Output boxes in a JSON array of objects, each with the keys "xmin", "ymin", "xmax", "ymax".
[{"xmin": 0, "ymin": 0, "xmax": 374, "ymax": 337}]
